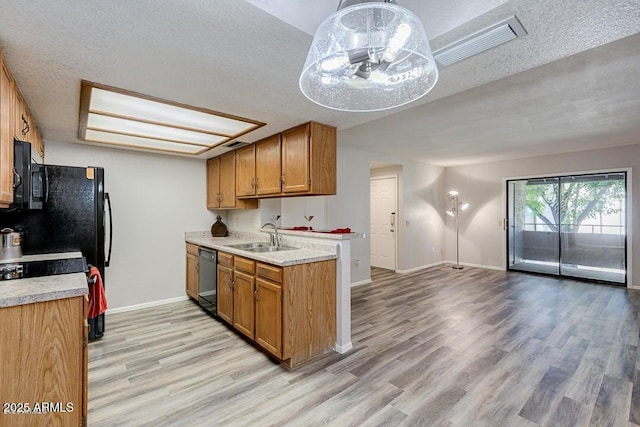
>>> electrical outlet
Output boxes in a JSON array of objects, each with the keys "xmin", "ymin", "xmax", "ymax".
[
  {"xmin": 354, "ymin": 259, "xmax": 360, "ymax": 267},
  {"xmin": 432, "ymin": 246, "xmax": 436, "ymax": 253},
  {"xmin": 406, "ymin": 220, "xmax": 410, "ymax": 226},
  {"xmin": 235, "ymin": 217, "xmax": 240, "ymax": 226}
]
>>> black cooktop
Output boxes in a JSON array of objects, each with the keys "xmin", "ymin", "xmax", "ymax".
[
  {"xmin": 23, "ymin": 257, "xmax": 88, "ymax": 278},
  {"xmin": 0, "ymin": 256, "xmax": 87, "ymax": 281}
]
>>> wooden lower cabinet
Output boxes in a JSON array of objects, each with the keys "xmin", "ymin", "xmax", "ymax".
[
  {"xmin": 233, "ymin": 270, "xmax": 255, "ymax": 338},
  {"xmin": 185, "ymin": 243, "xmax": 199, "ymax": 300},
  {"xmin": 217, "ymin": 251, "xmax": 336, "ymax": 368},
  {"xmin": 255, "ymin": 277, "xmax": 282, "ymax": 358},
  {"xmin": 0, "ymin": 295, "xmax": 88, "ymax": 427},
  {"xmin": 217, "ymin": 264, "xmax": 234, "ymax": 324}
]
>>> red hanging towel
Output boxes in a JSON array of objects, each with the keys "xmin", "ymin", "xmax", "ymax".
[{"xmin": 88, "ymin": 266, "xmax": 108, "ymax": 318}]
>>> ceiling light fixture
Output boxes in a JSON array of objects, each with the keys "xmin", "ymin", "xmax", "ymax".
[
  {"xmin": 78, "ymin": 81, "xmax": 265, "ymax": 155},
  {"xmin": 299, "ymin": 0, "xmax": 438, "ymax": 112}
]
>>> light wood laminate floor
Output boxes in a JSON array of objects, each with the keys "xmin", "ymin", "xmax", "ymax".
[{"xmin": 88, "ymin": 266, "xmax": 640, "ymax": 426}]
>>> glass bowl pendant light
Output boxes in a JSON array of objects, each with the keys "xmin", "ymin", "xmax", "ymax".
[{"xmin": 299, "ymin": 0, "xmax": 438, "ymax": 112}]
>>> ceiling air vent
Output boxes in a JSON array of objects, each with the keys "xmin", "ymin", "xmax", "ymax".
[
  {"xmin": 225, "ymin": 140, "xmax": 250, "ymax": 148},
  {"xmin": 433, "ymin": 15, "xmax": 527, "ymax": 67}
]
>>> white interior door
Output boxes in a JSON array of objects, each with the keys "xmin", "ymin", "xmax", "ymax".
[{"xmin": 370, "ymin": 176, "xmax": 397, "ymax": 270}]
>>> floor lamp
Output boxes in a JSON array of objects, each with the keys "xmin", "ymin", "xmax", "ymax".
[{"xmin": 447, "ymin": 190, "xmax": 469, "ymax": 270}]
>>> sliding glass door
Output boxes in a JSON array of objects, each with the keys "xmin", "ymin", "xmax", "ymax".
[{"xmin": 507, "ymin": 172, "xmax": 626, "ymax": 285}]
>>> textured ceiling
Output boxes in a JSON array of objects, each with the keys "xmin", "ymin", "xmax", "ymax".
[
  {"xmin": 244, "ymin": 0, "xmax": 512, "ymax": 39},
  {"xmin": 0, "ymin": 0, "xmax": 638, "ymax": 165}
]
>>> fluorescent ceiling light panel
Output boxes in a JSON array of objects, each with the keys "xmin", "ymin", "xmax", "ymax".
[
  {"xmin": 84, "ymin": 129, "xmax": 205, "ymax": 154},
  {"xmin": 433, "ymin": 16, "xmax": 527, "ymax": 67},
  {"xmin": 86, "ymin": 114, "xmax": 226, "ymax": 146},
  {"xmin": 79, "ymin": 81, "xmax": 265, "ymax": 155}
]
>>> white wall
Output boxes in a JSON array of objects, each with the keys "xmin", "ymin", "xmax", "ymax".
[
  {"xmin": 227, "ymin": 144, "xmax": 446, "ymax": 284},
  {"xmin": 46, "ymin": 141, "xmax": 216, "ymax": 309},
  {"xmin": 445, "ymin": 143, "xmax": 640, "ymax": 288},
  {"xmin": 327, "ymin": 145, "xmax": 446, "ymax": 282}
]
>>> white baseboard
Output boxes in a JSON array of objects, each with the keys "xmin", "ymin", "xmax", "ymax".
[
  {"xmin": 396, "ymin": 261, "xmax": 446, "ymax": 274},
  {"xmin": 629, "ymin": 283, "xmax": 640, "ymax": 291},
  {"xmin": 334, "ymin": 342, "xmax": 353, "ymax": 354},
  {"xmin": 445, "ymin": 261, "xmax": 505, "ymax": 271},
  {"xmin": 351, "ymin": 279, "xmax": 372, "ymax": 287},
  {"xmin": 106, "ymin": 296, "xmax": 190, "ymax": 315}
]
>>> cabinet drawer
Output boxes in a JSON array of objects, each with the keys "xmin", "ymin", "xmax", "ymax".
[
  {"xmin": 234, "ymin": 256, "xmax": 255, "ymax": 274},
  {"xmin": 218, "ymin": 251, "xmax": 234, "ymax": 268},
  {"xmin": 256, "ymin": 262, "xmax": 282, "ymax": 283},
  {"xmin": 186, "ymin": 243, "xmax": 199, "ymax": 256}
]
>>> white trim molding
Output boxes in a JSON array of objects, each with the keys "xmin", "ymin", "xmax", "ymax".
[
  {"xmin": 334, "ymin": 342, "xmax": 353, "ymax": 354},
  {"xmin": 396, "ymin": 261, "xmax": 446, "ymax": 274},
  {"xmin": 106, "ymin": 296, "xmax": 190, "ymax": 315},
  {"xmin": 351, "ymin": 279, "xmax": 372, "ymax": 287}
]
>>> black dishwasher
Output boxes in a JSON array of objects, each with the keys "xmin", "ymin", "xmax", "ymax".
[{"xmin": 198, "ymin": 248, "xmax": 218, "ymax": 316}]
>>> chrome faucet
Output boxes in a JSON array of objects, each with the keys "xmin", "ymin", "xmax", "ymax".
[{"xmin": 260, "ymin": 222, "xmax": 280, "ymax": 247}]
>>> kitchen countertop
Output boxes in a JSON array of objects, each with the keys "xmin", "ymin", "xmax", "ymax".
[
  {"xmin": 276, "ymin": 229, "xmax": 365, "ymax": 240},
  {"xmin": 0, "ymin": 272, "xmax": 88, "ymax": 308},
  {"xmin": 185, "ymin": 234, "xmax": 337, "ymax": 266}
]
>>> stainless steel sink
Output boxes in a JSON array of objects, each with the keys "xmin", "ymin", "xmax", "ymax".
[
  {"xmin": 247, "ymin": 245, "xmax": 297, "ymax": 253},
  {"xmin": 225, "ymin": 242, "xmax": 270, "ymax": 250},
  {"xmin": 225, "ymin": 242, "xmax": 297, "ymax": 252}
]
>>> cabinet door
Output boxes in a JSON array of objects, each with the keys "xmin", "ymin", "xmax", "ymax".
[
  {"xmin": 206, "ymin": 157, "xmax": 220, "ymax": 209},
  {"xmin": 13, "ymin": 91, "xmax": 28, "ymax": 141},
  {"xmin": 233, "ymin": 270, "xmax": 255, "ymax": 339},
  {"xmin": 0, "ymin": 57, "xmax": 13, "ymax": 207},
  {"xmin": 281, "ymin": 124, "xmax": 310, "ymax": 193},
  {"xmin": 217, "ymin": 265, "xmax": 234, "ymax": 324},
  {"xmin": 186, "ymin": 252, "xmax": 199, "ymax": 300},
  {"xmin": 31, "ymin": 124, "xmax": 44, "ymax": 163},
  {"xmin": 0, "ymin": 297, "xmax": 85, "ymax": 427},
  {"xmin": 255, "ymin": 134, "xmax": 282, "ymax": 195},
  {"xmin": 235, "ymin": 144, "xmax": 256, "ymax": 197},
  {"xmin": 219, "ymin": 152, "xmax": 237, "ymax": 208},
  {"xmin": 255, "ymin": 277, "xmax": 282, "ymax": 358}
]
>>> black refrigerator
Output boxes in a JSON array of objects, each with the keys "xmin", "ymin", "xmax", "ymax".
[{"xmin": 0, "ymin": 164, "xmax": 112, "ymax": 340}]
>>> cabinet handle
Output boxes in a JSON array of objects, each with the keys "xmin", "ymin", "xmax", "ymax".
[
  {"xmin": 12, "ymin": 168, "xmax": 21, "ymax": 189},
  {"xmin": 254, "ymin": 177, "xmax": 258, "ymax": 189},
  {"xmin": 229, "ymin": 278, "xmax": 235, "ymax": 290},
  {"xmin": 21, "ymin": 115, "xmax": 30, "ymax": 136},
  {"xmin": 254, "ymin": 287, "xmax": 258, "ymax": 302},
  {"xmin": 280, "ymin": 174, "xmax": 285, "ymax": 185}
]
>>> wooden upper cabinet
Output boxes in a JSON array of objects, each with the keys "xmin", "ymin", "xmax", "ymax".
[
  {"xmin": 206, "ymin": 153, "xmax": 257, "ymax": 210},
  {"xmin": 219, "ymin": 152, "xmax": 237, "ymax": 208},
  {"xmin": 0, "ymin": 50, "xmax": 45, "ymax": 208},
  {"xmin": 0, "ymin": 52, "xmax": 14, "ymax": 208},
  {"xmin": 218, "ymin": 121, "xmax": 336, "ymax": 202},
  {"xmin": 236, "ymin": 144, "xmax": 256, "ymax": 197},
  {"xmin": 207, "ymin": 156, "xmax": 221, "ymax": 209},
  {"xmin": 13, "ymin": 90, "xmax": 25, "ymax": 140},
  {"xmin": 13, "ymin": 95, "xmax": 44, "ymax": 163},
  {"xmin": 281, "ymin": 121, "xmax": 336, "ymax": 195},
  {"xmin": 282, "ymin": 124, "xmax": 310, "ymax": 193},
  {"xmin": 255, "ymin": 134, "xmax": 282, "ymax": 195}
]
